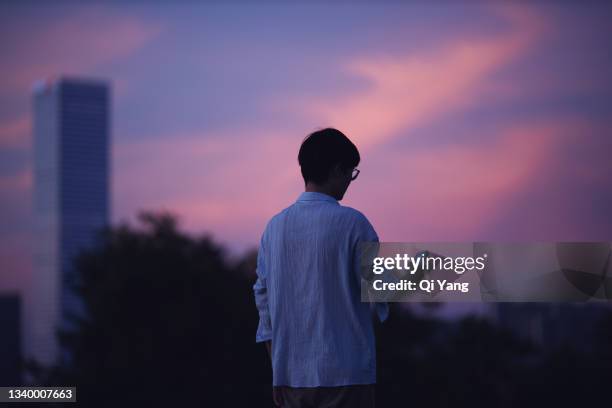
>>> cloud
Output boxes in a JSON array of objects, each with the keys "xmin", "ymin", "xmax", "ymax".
[
  {"xmin": 0, "ymin": 168, "xmax": 31, "ymax": 193},
  {"xmin": 108, "ymin": 4, "xmax": 576, "ymax": 249},
  {"xmin": 0, "ymin": 6, "xmax": 163, "ymax": 170},
  {"xmin": 0, "ymin": 168, "xmax": 32, "ymax": 292},
  {"xmin": 352, "ymin": 120, "xmax": 566, "ymax": 240},
  {"xmin": 0, "ymin": 116, "xmax": 30, "ymax": 149},
  {"xmin": 290, "ymin": 4, "xmax": 547, "ymax": 151},
  {"xmin": 0, "ymin": 229, "xmax": 31, "ymax": 292},
  {"xmin": 0, "ymin": 7, "xmax": 163, "ymax": 95},
  {"xmin": 113, "ymin": 128, "xmax": 303, "ymax": 248},
  {"xmin": 349, "ymin": 117, "xmax": 612, "ymax": 242},
  {"xmin": 111, "ymin": 119, "xmax": 595, "ymax": 249},
  {"xmin": 478, "ymin": 120, "xmax": 612, "ymax": 240}
]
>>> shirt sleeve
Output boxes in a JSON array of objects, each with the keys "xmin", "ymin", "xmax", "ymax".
[
  {"xmin": 253, "ymin": 233, "xmax": 272, "ymax": 343},
  {"xmin": 355, "ymin": 214, "xmax": 389, "ymax": 323}
]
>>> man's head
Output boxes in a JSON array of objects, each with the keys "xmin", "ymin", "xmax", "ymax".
[{"xmin": 298, "ymin": 128, "xmax": 360, "ymax": 201}]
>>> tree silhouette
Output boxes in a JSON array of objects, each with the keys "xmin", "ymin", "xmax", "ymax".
[
  {"xmin": 31, "ymin": 210, "xmax": 270, "ymax": 407},
  {"xmin": 24, "ymin": 211, "xmax": 612, "ymax": 407}
]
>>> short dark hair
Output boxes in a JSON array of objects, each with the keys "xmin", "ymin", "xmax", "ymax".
[{"xmin": 298, "ymin": 128, "xmax": 360, "ymax": 184}]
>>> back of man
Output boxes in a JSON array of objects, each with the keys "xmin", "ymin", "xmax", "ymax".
[{"xmin": 253, "ymin": 128, "xmax": 387, "ymax": 408}]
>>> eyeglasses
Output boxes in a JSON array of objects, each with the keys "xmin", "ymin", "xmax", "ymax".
[{"xmin": 351, "ymin": 168, "xmax": 360, "ymax": 181}]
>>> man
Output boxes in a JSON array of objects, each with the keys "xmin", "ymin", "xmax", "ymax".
[{"xmin": 253, "ymin": 128, "xmax": 388, "ymax": 408}]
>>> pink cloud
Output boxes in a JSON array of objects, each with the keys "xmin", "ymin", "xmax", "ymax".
[
  {"xmin": 0, "ymin": 229, "xmax": 32, "ymax": 292},
  {"xmin": 288, "ymin": 4, "xmax": 547, "ymax": 151},
  {"xmin": 352, "ymin": 119, "xmax": 597, "ymax": 241},
  {"xmin": 107, "ymin": 3, "xmax": 607, "ymax": 250},
  {"xmin": 112, "ymin": 119, "xmax": 577, "ymax": 249},
  {"xmin": 113, "ymin": 128, "xmax": 304, "ymax": 249},
  {"xmin": 0, "ymin": 168, "xmax": 32, "ymax": 193},
  {"xmin": 0, "ymin": 7, "xmax": 163, "ymax": 95},
  {"xmin": 0, "ymin": 116, "xmax": 30, "ymax": 149},
  {"xmin": 0, "ymin": 170, "xmax": 32, "ymax": 292}
]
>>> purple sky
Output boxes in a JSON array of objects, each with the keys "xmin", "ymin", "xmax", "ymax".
[{"xmin": 1, "ymin": 2, "xmax": 611, "ymax": 294}]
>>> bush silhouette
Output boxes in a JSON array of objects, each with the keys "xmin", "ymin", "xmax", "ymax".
[
  {"xmin": 33, "ymin": 210, "xmax": 269, "ymax": 406},
  {"xmin": 26, "ymin": 210, "xmax": 612, "ymax": 407}
]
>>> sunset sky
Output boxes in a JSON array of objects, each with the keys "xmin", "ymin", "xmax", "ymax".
[{"xmin": 1, "ymin": 2, "xmax": 611, "ymax": 293}]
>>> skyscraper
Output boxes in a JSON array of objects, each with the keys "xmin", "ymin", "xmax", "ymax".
[{"xmin": 28, "ymin": 77, "xmax": 110, "ymax": 372}]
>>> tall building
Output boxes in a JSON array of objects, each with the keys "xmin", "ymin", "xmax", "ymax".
[{"xmin": 28, "ymin": 77, "xmax": 110, "ymax": 372}]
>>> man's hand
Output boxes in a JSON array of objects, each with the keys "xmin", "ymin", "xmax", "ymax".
[{"xmin": 264, "ymin": 341, "xmax": 283, "ymax": 406}]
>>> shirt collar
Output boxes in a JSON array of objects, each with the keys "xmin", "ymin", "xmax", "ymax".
[{"xmin": 297, "ymin": 191, "xmax": 339, "ymax": 204}]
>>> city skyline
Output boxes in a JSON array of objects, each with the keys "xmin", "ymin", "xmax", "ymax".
[{"xmin": 1, "ymin": 2, "xmax": 611, "ymax": 297}]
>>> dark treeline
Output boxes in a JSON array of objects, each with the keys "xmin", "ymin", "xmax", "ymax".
[{"xmin": 23, "ymin": 211, "xmax": 612, "ymax": 407}]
